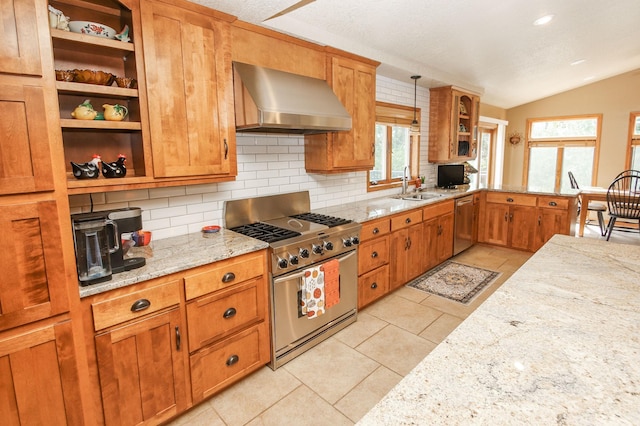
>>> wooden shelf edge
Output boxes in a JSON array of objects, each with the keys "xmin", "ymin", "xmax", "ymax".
[
  {"xmin": 66, "ymin": 175, "xmax": 237, "ymax": 194},
  {"xmin": 60, "ymin": 119, "xmax": 141, "ymax": 130},
  {"xmin": 51, "ymin": 28, "xmax": 134, "ymax": 53},
  {"xmin": 56, "ymin": 81, "xmax": 139, "ymax": 98}
]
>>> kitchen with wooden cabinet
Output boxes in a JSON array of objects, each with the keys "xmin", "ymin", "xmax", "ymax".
[{"xmin": 0, "ymin": 0, "xmax": 591, "ymax": 424}]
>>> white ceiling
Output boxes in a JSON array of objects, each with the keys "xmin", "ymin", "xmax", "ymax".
[{"xmin": 193, "ymin": 0, "xmax": 640, "ymax": 109}]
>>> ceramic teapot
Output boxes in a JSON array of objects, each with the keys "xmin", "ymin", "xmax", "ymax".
[
  {"xmin": 103, "ymin": 104, "xmax": 128, "ymax": 121},
  {"xmin": 71, "ymin": 100, "xmax": 97, "ymax": 120}
]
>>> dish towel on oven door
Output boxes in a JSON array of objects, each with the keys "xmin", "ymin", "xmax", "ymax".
[{"xmin": 301, "ymin": 259, "xmax": 341, "ymax": 319}]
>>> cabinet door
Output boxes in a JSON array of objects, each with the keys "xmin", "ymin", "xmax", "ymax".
[
  {"xmin": 535, "ymin": 208, "xmax": 569, "ymax": 251},
  {"xmin": 406, "ymin": 223, "xmax": 423, "ymax": 281},
  {"xmin": 422, "ymin": 217, "xmax": 439, "ymax": 271},
  {"xmin": 330, "ymin": 56, "xmax": 376, "ymax": 169},
  {"xmin": 0, "ymin": 321, "xmax": 83, "ymax": 425},
  {"xmin": 0, "ymin": 200, "xmax": 69, "ymax": 331},
  {"xmin": 0, "ymin": 84, "xmax": 54, "ymax": 194},
  {"xmin": 389, "ymin": 227, "xmax": 408, "ymax": 289},
  {"xmin": 437, "ymin": 212, "xmax": 454, "ymax": 263},
  {"xmin": 509, "ymin": 205, "xmax": 538, "ymax": 251},
  {"xmin": 480, "ymin": 202, "xmax": 510, "ymax": 246},
  {"xmin": 141, "ymin": 0, "xmax": 235, "ymax": 178},
  {"xmin": 0, "ymin": 0, "xmax": 43, "ymax": 76},
  {"xmin": 358, "ymin": 264, "xmax": 389, "ymax": 309},
  {"xmin": 95, "ymin": 309, "xmax": 187, "ymax": 425}
]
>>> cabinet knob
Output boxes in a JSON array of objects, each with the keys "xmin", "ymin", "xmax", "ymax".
[
  {"xmin": 371, "ymin": 282, "xmax": 378, "ymax": 289},
  {"xmin": 226, "ymin": 354, "xmax": 239, "ymax": 367},
  {"xmin": 548, "ymin": 201, "xmax": 557, "ymax": 206},
  {"xmin": 506, "ymin": 197, "xmax": 514, "ymax": 203},
  {"xmin": 130, "ymin": 299, "xmax": 151, "ymax": 312},
  {"xmin": 372, "ymin": 227, "xmax": 379, "ymax": 235},
  {"xmin": 371, "ymin": 251, "xmax": 378, "ymax": 258},
  {"xmin": 222, "ymin": 272, "xmax": 236, "ymax": 283},
  {"xmin": 405, "ymin": 217, "xmax": 411, "ymax": 224},
  {"xmin": 223, "ymin": 307, "xmax": 237, "ymax": 319}
]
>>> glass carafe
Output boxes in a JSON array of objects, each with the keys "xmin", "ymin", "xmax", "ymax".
[{"xmin": 72, "ymin": 217, "xmax": 119, "ymax": 285}]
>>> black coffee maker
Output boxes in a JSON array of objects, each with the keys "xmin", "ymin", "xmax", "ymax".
[{"xmin": 106, "ymin": 207, "xmax": 146, "ymax": 273}]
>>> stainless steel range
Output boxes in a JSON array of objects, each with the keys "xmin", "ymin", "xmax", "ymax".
[{"xmin": 224, "ymin": 191, "xmax": 360, "ymax": 369}]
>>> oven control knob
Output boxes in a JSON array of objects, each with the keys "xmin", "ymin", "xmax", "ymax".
[
  {"xmin": 324, "ymin": 241, "xmax": 334, "ymax": 251},
  {"xmin": 312, "ymin": 244, "xmax": 323, "ymax": 255},
  {"xmin": 277, "ymin": 257, "xmax": 288, "ymax": 269},
  {"xmin": 299, "ymin": 248, "xmax": 310, "ymax": 258},
  {"xmin": 351, "ymin": 236, "xmax": 360, "ymax": 245},
  {"xmin": 289, "ymin": 254, "xmax": 299, "ymax": 265},
  {"xmin": 342, "ymin": 238, "xmax": 352, "ymax": 247}
]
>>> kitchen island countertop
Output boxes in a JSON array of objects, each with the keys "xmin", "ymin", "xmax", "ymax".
[{"xmin": 358, "ymin": 234, "xmax": 640, "ymax": 425}]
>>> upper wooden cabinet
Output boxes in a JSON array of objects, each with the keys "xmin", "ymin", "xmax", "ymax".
[
  {"xmin": 305, "ymin": 51, "xmax": 379, "ymax": 173},
  {"xmin": 0, "ymin": 0, "xmax": 43, "ymax": 76},
  {"xmin": 140, "ymin": 0, "xmax": 237, "ymax": 179},
  {"xmin": 429, "ymin": 86, "xmax": 480, "ymax": 163}
]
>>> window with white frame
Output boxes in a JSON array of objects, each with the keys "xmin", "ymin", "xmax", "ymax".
[{"xmin": 524, "ymin": 115, "xmax": 602, "ymax": 191}]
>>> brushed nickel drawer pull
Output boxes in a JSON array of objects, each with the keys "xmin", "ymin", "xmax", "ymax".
[
  {"xmin": 223, "ymin": 307, "xmax": 237, "ymax": 319},
  {"xmin": 226, "ymin": 354, "xmax": 239, "ymax": 366},
  {"xmin": 371, "ymin": 282, "xmax": 378, "ymax": 289},
  {"xmin": 130, "ymin": 299, "xmax": 150, "ymax": 312},
  {"xmin": 221, "ymin": 272, "xmax": 236, "ymax": 283},
  {"xmin": 371, "ymin": 251, "xmax": 378, "ymax": 258}
]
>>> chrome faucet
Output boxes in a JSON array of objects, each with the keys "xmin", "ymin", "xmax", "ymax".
[{"xmin": 402, "ymin": 166, "xmax": 410, "ymax": 195}]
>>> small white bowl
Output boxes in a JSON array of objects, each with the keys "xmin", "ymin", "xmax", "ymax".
[{"xmin": 68, "ymin": 21, "xmax": 116, "ymax": 39}]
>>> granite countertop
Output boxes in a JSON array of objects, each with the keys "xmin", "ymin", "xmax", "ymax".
[
  {"xmin": 79, "ymin": 229, "xmax": 269, "ymax": 298},
  {"xmin": 358, "ymin": 234, "xmax": 640, "ymax": 425}
]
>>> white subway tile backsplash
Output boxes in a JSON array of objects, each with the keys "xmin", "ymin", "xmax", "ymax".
[
  {"xmin": 149, "ymin": 186, "xmax": 186, "ymax": 199},
  {"xmin": 150, "ymin": 206, "xmax": 187, "ymax": 220},
  {"xmin": 168, "ymin": 194, "xmax": 204, "ymax": 207},
  {"xmin": 105, "ymin": 189, "xmax": 149, "ymax": 203}
]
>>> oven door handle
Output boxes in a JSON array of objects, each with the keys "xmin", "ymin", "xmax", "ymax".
[{"xmin": 272, "ymin": 250, "xmax": 356, "ymax": 285}]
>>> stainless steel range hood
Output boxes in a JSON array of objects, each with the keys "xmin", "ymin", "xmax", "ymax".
[{"xmin": 233, "ymin": 62, "xmax": 352, "ymax": 134}]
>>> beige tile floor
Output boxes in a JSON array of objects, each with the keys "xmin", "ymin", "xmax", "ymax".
[{"xmin": 166, "ymin": 222, "xmax": 638, "ymax": 426}]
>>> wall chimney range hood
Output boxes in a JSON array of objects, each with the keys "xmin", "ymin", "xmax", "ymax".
[{"xmin": 233, "ymin": 62, "xmax": 352, "ymax": 134}]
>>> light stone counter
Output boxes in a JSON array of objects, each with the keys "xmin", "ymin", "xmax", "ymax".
[
  {"xmin": 79, "ymin": 229, "xmax": 268, "ymax": 298},
  {"xmin": 358, "ymin": 234, "xmax": 640, "ymax": 425}
]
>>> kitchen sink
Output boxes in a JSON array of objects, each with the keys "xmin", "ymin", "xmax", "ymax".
[{"xmin": 393, "ymin": 192, "xmax": 444, "ymax": 201}]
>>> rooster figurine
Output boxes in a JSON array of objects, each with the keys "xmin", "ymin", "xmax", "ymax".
[
  {"xmin": 71, "ymin": 155, "xmax": 101, "ymax": 179},
  {"xmin": 101, "ymin": 154, "xmax": 127, "ymax": 178}
]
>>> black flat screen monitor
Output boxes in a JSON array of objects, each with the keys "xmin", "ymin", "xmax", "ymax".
[{"xmin": 437, "ymin": 164, "xmax": 465, "ymax": 188}]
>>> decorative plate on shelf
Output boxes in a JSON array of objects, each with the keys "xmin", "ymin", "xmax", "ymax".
[{"xmin": 68, "ymin": 21, "xmax": 116, "ymax": 39}]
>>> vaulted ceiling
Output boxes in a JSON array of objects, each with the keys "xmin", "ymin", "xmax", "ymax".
[{"xmin": 194, "ymin": 0, "xmax": 640, "ymax": 109}]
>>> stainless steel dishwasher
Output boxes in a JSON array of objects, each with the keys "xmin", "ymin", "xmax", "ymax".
[{"xmin": 454, "ymin": 195, "xmax": 474, "ymax": 255}]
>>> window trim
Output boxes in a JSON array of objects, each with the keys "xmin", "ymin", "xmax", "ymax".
[
  {"xmin": 625, "ymin": 111, "xmax": 640, "ymax": 170},
  {"xmin": 368, "ymin": 101, "xmax": 420, "ymax": 192},
  {"xmin": 523, "ymin": 114, "xmax": 602, "ymax": 190}
]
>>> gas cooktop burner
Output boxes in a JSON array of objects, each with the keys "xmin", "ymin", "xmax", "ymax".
[
  {"xmin": 229, "ymin": 222, "xmax": 301, "ymax": 243},
  {"xmin": 290, "ymin": 213, "xmax": 351, "ymax": 227}
]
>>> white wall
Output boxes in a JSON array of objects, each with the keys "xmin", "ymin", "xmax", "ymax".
[{"xmin": 69, "ymin": 75, "xmax": 435, "ymax": 240}]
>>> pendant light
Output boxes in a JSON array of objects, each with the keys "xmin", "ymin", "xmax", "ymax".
[{"xmin": 410, "ymin": 75, "xmax": 421, "ymax": 135}]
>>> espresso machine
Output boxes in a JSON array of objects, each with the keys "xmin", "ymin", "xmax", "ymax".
[{"xmin": 106, "ymin": 207, "xmax": 146, "ymax": 273}]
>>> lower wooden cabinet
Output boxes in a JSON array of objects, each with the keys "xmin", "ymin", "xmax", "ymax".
[
  {"xmin": 389, "ymin": 209, "xmax": 423, "ymax": 290},
  {"xmin": 95, "ymin": 308, "xmax": 187, "ymax": 425},
  {"xmin": 357, "ymin": 217, "xmax": 390, "ymax": 308},
  {"xmin": 0, "ymin": 320, "xmax": 84, "ymax": 425},
  {"xmin": 479, "ymin": 191, "xmax": 576, "ymax": 251}
]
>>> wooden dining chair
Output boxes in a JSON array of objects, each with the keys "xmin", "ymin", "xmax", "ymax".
[
  {"xmin": 568, "ymin": 171, "xmax": 607, "ymax": 236},
  {"xmin": 604, "ymin": 174, "xmax": 640, "ymax": 240},
  {"xmin": 614, "ymin": 169, "xmax": 640, "ymax": 179}
]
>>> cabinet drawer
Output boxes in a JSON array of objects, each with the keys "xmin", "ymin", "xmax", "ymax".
[
  {"xmin": 190, "ymin": 321, "xmax": 269, "ymax": 403},
  {"xmin": 422, "ymin": 199, "xmax": 454, "ymax": 219},
  {"xmin": 91, "ymin": 280, "xmax": 180, "ymax": 331},
  {"xmin": 186, "ymin": 278, "xmax": 265, "ymax": 352},
  {"xmin": 485, "ymin": 192, "xmax": 537, "ymax": 206},
  {"xmin": 358, "ymin": 236, "xmax": 389, "ymax": 275},
  {"xmin": 184, "ymin": 251, "xmax": 266, "ymax": 300},
  {"xmin": 360, "ymin": 218, "xmax": 390, "ymax": 242},
  {"xmin": 390, "ymin": 209, "xmax": 422, "ymax": 231},
  {"xmin": 537, "ymin": 196, "xmax": 570, "ymax": 210},
  {"xmin": 358, "ymin": 265, "xmax": 389, "ymax": 309}
]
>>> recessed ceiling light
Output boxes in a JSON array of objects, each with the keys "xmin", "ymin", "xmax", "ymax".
[
  {"xmin": 571, "ymin": 59, "xmax": 586, "ymax": 66},
  {"xmin": 533, "ymin": 15, "xmax": 554, "ymax": 26}
]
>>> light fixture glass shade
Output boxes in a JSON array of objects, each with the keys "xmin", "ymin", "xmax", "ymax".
[
  {"xmin": 410, "ymin": 75, "xmax": 421, "ymax": 136},
  {"xmin": 410, "ymin": 120, "xmax": 420, "ymax": 135}
]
